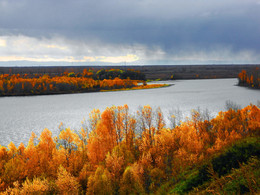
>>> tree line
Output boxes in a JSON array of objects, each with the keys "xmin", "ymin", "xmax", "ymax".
[
  {"xmin": 238, "ymin": 68, "xmax": 260, "ymax": 89},
  {"xmin": 0, "ymin": 69, "xmax": 147, "ymax": 96},
  {"xmin": 0, "ymin": 104, "xmax": 259, "ymax": 194}
]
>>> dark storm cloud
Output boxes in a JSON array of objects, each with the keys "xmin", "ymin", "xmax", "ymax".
[{"xmin": 1, "ymin": 0, "xmax": 260, "ymax": 64}]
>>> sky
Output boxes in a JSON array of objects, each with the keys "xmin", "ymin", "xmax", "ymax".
[{"xmin": 0, "ymin": 0, "xmax": 260, "ymax": 66}]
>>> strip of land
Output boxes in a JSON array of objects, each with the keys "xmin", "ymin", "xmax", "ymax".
[
  {"xmin": 0, "ymin": 69, "xmax": 169, "ymax": 96},
  {"xmin": 1, "ymin": 64, "xmax": 259, "ymax": 80}
]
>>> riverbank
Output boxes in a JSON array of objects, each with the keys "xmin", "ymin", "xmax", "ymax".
[
  {"xmin": 0, "ymin": 83, "xmax": 170, "ymax": 97},
  {"xmin": 1, "ymin": 78, "xmax": 259, "ymax": 148},
  {"xmin": 100, "ymin": 83, "xmax": 171, "ymax": 92}
]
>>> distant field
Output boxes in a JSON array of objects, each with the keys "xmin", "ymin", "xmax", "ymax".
[{"xmin": 0, "ymin": 64, "xmax": 259, "ymax": 80}]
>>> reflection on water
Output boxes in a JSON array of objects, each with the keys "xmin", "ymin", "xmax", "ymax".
[{"xmin": 0, "ymin": 78, "xmax": 259, "ymax": 146}]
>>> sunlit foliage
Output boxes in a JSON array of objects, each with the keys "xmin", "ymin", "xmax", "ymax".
[
  {"xmin": 0, "ymin": 68, "xmax": 150, "ymax": 96},
  {"xmin": 238, "ymin": 68, "xmax": 260, "ymax": 89},
  {"xmin": 0, "ymin": 104, "xmax": 259, "ymax": 194}
]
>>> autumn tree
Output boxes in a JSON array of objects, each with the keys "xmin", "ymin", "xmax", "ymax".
[
  {"xmin": 56, "ymin": 166, "xmax": 80, "ymax": 194},
  {"xmin": 87, "ymin": 166, "xmax": 113, "ymax": 195},
  {"xmin": 119, "ymin": 165, "xmax": 144, "ymax": 195},
  {"xmin": 0, "ymin": 104, "xmax": 259, "ymax": 193}
]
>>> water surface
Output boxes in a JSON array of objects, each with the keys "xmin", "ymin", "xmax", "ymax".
[{"xmin": 0, "ymin": 78, "xmax": 259, "ymax": 146}]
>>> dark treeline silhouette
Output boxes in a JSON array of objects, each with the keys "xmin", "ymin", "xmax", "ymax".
[
  {"xmin": 1, "ymin": 64, "xmax": 259, "ymax": 80},
  {"xmin": 95, "ymin": 68, "xmax": 146, "ymax": 80}
]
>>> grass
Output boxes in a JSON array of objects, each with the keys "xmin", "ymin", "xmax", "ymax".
[{"xmin": 166, "ymin": 136, "xmax": 260, "ymax": 194}]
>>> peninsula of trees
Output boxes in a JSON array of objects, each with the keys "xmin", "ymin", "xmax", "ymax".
[{"xmin": 0, "ymin": 68, "xmax": 167, "ymax": 96}]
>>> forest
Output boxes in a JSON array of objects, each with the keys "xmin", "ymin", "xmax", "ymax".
[
  {"xmin": 0, "ymin": 69, "xmax": 163, "ymax": 96},
  {"xmin": 238, "ymin": 68, "xmax": 260, "ymax": 89},
  {"xmin": 1, "ymin": 64, "xmax": 259, "ymax": 80},
  {"xmin": 0, "ymin": 104, "xmax": 259, "ymax": 194}
]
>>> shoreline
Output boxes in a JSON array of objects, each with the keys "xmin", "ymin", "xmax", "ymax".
[
  {"xmin": 0, "ymin": 83, "xmax": 171, "ymax": 97},
  {"xmin": 100, "ymin": 83, "xmax": 171, "ymax": 92}
]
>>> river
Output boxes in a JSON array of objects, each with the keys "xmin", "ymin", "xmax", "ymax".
[{"xmin": 0, "ymin": 78, "xmax": 259, "ymax": 147}]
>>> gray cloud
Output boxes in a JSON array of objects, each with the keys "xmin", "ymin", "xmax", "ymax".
[{"xmin": 0, "ymin": 0, "xmax": 260, "ymax": 65}]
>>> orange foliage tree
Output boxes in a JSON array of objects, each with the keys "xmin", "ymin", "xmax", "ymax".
[
  {"xmin": 0, "ymin": 104, "xmax": 259, "ymax": 194},
  {"xmin": 0, "ymin": 68, "xmax": 151, "ymax": 96},
  {"xmin": 238, "ymin": 68, "xmax": 260, "ymax": 89}
]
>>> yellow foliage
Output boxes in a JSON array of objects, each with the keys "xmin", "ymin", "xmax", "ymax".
[
  {"xmin": 0, "ymin": 104, "xmax": 259, "ymax": 194},
  {"xmin": 55, "ymin": 166, "xmax": 80, "ymax": 195},
  {"xmin": 87, "ymin": 166, "xmax": 113, "ymax": 195},
  {"xmin": 119, "ymin": 165, "xmax": 144, "ymax": 195}
]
